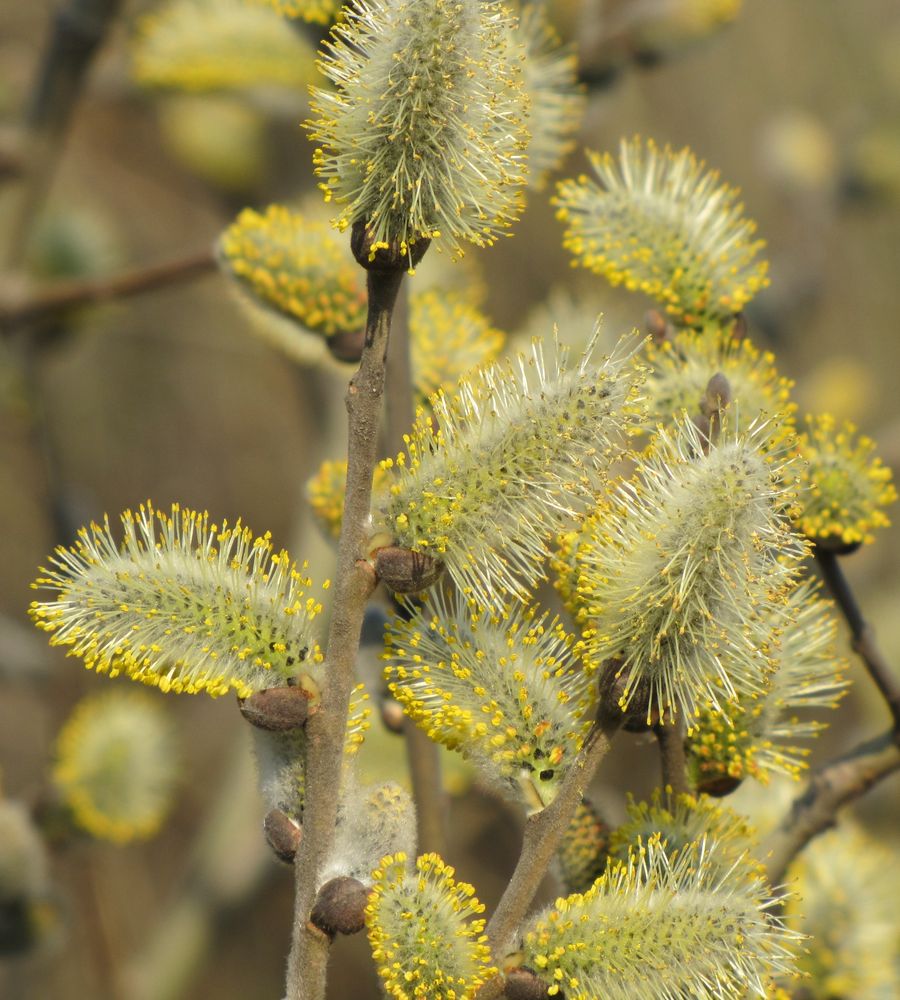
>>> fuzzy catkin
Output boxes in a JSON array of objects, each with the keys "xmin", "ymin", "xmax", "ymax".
[
  {"xmin": 570, "ymin": 416, "xmax": 806, "ymax": 721},
  {"xmin": 366, "ymin": 853, "xmax": 495, "ymax": 1000},
  {"xmin": 376, "ymin": 334, "xmax": 644, "ymax": 606},
  {"xmin": 30, "ymin": 503, "xmax": 324, "ymax": 698},
  {"xmin": 385, "ymin": 589, "xmax": 596, "ymax": 809},
  {"xmin": 308, "ymin": 0, "xmax": 529, "ymax": 259},
  {"xmin": 521, "ymin": 835, "xmax": 798, "ymax": 1000},
  {"xmin": 555, "ymin": 137, "xmax": 768, "ymax": 326}
]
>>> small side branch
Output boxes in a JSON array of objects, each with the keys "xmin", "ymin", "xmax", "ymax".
[
  {"xmin": 4, "ymin": 0, "xmax": 125, "ymax": 268},
  {"xmin": 815, "ymin": 546, "xmax": 900, "ymax": 730},
  {"xmin": 1, "ymin": 250, "xmax": 217, "ymax": 335},
  {"xmin": 285, "ymin": 265, "xmax": 405, "ymax": 1000},
  {"xmin": 763, "ymin": 729, "xmax": 900, "ymax": 886},
  {"xmin": 477, "ymin": 721, "xmax": 618, "ymax": 998}
]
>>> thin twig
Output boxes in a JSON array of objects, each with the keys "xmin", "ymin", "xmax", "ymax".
[
  {"xmin": 477, "ymin": 720, "xmax": 619, "ymax": 998},
  {"xmin": 763, "ymin": 728, "xmax": 900, "ymax": 886},
  {"xmin": 815, "ymin": 546, "xmax": 900, "ymax": 730},
  {"xmin": 1, "ymin": 250, "xmax": 217, "ymax": 335},
  {"xmin": 285, "ymin": 265, "xmax": 405, "ymax": 1000},
  {"xmin": 3, "ymin": 0, "xmax": 125, "ymax": 269},
  {"xmin": 383, "ymin": 280, "xmax": 448, "ymax": 856},
  {"xmin": 655, "ymin": 716, "xmax": 689, "ymax": 800}
]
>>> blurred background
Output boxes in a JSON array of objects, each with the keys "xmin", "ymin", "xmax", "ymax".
[{"xmin": 1, "ymin": 0, "xmax": 899, "ymax": 997}]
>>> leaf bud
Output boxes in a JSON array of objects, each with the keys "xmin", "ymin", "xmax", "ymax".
[
  {"xmin": 373, "ymin": 545, "xmax": 444, "ymax": 594},
  {"xmin": 310, "ymin": 876, "xmax": 370, "ymax": 937},
  {"xmin": 239, "ymin": 684, "xmax": 314, "ymax": 731},
  {"xmin": 327, "ymin": 326, "xmax": 366, "ymax": 364},
  {"xmin": 504, "ymin": 966, "xmax": 554, "ymax": 1000},
  {"xmin": 263, "ymin": 808, "xmax": 302, "ymax": 863}
]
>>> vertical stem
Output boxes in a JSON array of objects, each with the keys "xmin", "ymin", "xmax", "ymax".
[
  {"xmin": 383, "ymin": 281, "xmax": 448, "ymax": 856},
  {"xmin": 285, "ymin": 266, "xmax": 404, "ymax": 1000},
  {"xmin": 655, "ymin": 716, "xmax": 689, "ymax": 801},
  {"xmin": 815, "ymin": 547, "xmax": 900, "ymax": 730}
]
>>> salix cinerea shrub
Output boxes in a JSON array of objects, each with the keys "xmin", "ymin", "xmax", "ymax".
[{"xmin": 21, "ymin": 0, "xmax": 900, "ymax": 996}]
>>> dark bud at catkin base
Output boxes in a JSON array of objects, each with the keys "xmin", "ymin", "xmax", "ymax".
[
  {"xmin": 504, "ymin": 966, "xmax": 554, "ymax": 1000},
  {"xmin": 373, "ymin": 545, "xmax": 444, "ymax": 594},
  {"xmin": 310, "ymin": 877, "xmax": 370, "ymax": 937},
  {"xmin": 239, "ymin": 685, "xmax": 314, "ymax": 731},
  {"xmin": 596, "ymin": 659, "xmax": 658, "ymax": 732},
  {"xmin": 380, "ymin": 696, "xmax": 406, "ymax": 734},
  {"xmin": 694, "ymin": 772, "xmax": 744, "ymax": 798},
  {"xmin": 328, "ymin": 326, "xmax": 366, "ymax": 364},
  {"xmin": 264, "ymin": 809, "xmax": 302, "ymax": 863},
  {"xmin": 812, "ymin": 537, "xmax": 863, "ymax": 556},
  {"xmin": 730, "ymin": 312, "xmax": 748, "ymax": 342},
  {"xmin": 351, "ymin": 221, "xmax": 431, "ymax": 273},
  {"xmin": 644, "ymin": 308, "xmax": 671, "ymax": 343},
  {"xmin": 702, "ymin": 372, "xmax": 733, "ymax": 418}
]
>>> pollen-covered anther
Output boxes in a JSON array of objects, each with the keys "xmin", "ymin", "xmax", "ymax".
[
  {"xmin": 263, "ymin": 808, "xmax": 302, "ymax": 863},
  {"xmin": 238, "ymin": 684, "xmax": 315, "ymax": 732},
  {"xmin": 373, "ymin": 545, "xmax": 444, "ymax": 594},
  {"xmin": 311, "ymin": 876, "xmax": 371, "ymax": 937}
]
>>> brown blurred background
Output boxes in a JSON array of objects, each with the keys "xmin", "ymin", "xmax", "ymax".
[{"xmin": 1, "ymin": 1, "xmax": 899, "ymax": 997}]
